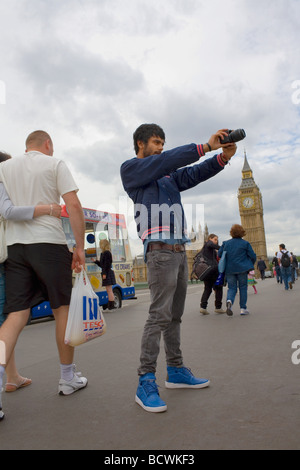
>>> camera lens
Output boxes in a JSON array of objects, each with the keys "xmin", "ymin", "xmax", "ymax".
[{"xmin": 220, "ymin": 129, "xmax": 246, "ymax": 144}]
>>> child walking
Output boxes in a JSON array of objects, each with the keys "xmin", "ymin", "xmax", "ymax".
[{"xmin": 248, "ymin": 270, "xmax": 257, "ymax": 294}]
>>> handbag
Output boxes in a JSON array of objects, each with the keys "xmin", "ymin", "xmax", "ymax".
[
  {"xmin": 0, "ymin": 216, "xmax": 8, "ymax": 264},
  {"xmin": 65, "ymin": 268, "xmax": 106, "ymax": 347},
  {"xmin": 214, "ymin": 272, "xmax": 225, "ymax": 286},
  {"xmin": 192, "ymin": 251, "xmax": 215, "ymax": 281},
  {"xmin": 218, "ymin": 251, "xmax": 227, "ymax": 273}
]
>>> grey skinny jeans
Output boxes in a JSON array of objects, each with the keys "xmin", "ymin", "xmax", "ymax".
[{"xmin": 138, "ymin": 249, "xmax": 188, "ymax": 376}]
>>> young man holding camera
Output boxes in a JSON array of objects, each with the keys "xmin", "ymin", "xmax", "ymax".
[{"xmin": 121, "ymin": 124, "xmax": 237, "ymax": 412}]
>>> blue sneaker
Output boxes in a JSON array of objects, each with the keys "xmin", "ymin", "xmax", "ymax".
[
  {"xmin": 165, "ymin": 366, "xmax": 210, "ymax": 389},
  {"xmin": 135, "ymin": 373, "xmax": 167, "ymax": 413}
]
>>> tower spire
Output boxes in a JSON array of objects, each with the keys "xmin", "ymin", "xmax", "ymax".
[
  {"xmin": 240, "ymin": 150, "xmax": 255, "ymax": 188},
  {"xmin": 242, "ymin": 149, "xmax": 252, "ymax": 173}
]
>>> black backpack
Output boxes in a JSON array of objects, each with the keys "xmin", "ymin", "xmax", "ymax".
[
  {"xmin": 281, "ymin": 251, "xmax": 291, "ymax": 268},
  {"xmin": 191, "ymin": 250, "xmax": 215, "ymax": 281}
]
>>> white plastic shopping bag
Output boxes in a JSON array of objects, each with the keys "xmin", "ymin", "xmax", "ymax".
[{"xmin": 65, "ymin": 268, "xmax": 106, "ymax": 347}]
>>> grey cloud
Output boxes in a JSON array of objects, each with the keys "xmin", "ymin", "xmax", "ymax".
[
  {"xmin": 11, "ymin": 38, "xmax": 144, "ymax": 143},
  {"xmin": 64, "ymin": 136, "xmax": 131, "ymax": 183},
  {"xmin": 16, "ymin": 43, "xmax": 144, "ymax": 99},
  {"xmin": 19, "ymin": 0, "xmax": 182, "ymax": 36}
]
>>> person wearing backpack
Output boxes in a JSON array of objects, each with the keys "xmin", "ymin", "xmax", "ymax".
[{"xmin": 277, "ymin": 244, "xmax": 293, "ymax": 290}]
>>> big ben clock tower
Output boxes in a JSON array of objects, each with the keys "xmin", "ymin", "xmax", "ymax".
[{"xmin": 238, "ymin": 152, "xmax": 268, "ymax": 268}]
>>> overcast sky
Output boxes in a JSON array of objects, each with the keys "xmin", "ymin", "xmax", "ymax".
[{"xmin": 0, "ymin": 0, "xmax": 300, "ymax": 257}]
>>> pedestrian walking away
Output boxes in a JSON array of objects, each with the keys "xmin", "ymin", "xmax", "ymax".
[
  {"xmin": 121, "ymin": 123, "xmax": 237, "ymax": 412},
  {"xmin": 290, "ymin": 252, "xmax": 298, "ymax": 283},
  {"xmin": 257, "ymin": 258, "xmax": 267, "ymax": 280},
  {"xmin": 0, "ymin": 131, "xmax": 86, "ymax": 422},
  {"xmin": 199, "ymin": 233, "xmax": 226, "ymax": 315},
  {"xmin": 218, "ymin": 224, "xmax": 256, "ymax": 316},
  {"xmin": 272, "ymin": 252, "xmax": 282, "ymax": 284},
  {"xmin": 247, "ymin": 270, "xmax": 258, "ymax": 294},
  {"xmin": 277, "ymin": 244, "xmax": 293, "ymax": 290},
  {"xmin": 0, "ymin": 151, "xmax": 62, "ymax": 408}
]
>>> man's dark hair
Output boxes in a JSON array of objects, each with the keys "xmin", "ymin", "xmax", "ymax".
[
  {"xmin": 133, "ymin": 123, "xmax": 165, "ymax": 155},
  {"xmin": 0, "ymin": 151, "xmax": 11, "ymax": 163},
  {"xmin": 279, "ymin": 243, "xmax": 285, "ymax": 249}
]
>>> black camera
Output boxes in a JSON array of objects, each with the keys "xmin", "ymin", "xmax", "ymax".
[{"xmin": 220, "ymin": 129, "xmax": 246, "ymax": 144}]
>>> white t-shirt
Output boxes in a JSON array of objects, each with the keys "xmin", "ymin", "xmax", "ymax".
[
  {"xmin": 0, "ymin": 151, "xmax": 78, "ymax": 245},
  {"xmin": 277, "ymin": 250, "xmax": 291, "ymax": 262}
]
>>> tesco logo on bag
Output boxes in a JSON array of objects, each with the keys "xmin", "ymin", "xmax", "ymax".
[
  {"xmin": 83, "ymin": 296, "xmax": 105, "ymax": 333},
  {"xmin": 65, "ymin": 270, "xmax": 107, "ymax": 347}
]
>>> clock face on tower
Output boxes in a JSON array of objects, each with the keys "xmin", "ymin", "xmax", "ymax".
[{"xmin": 242, "ymin": 196, "xmax": 254, "ymax": 208}]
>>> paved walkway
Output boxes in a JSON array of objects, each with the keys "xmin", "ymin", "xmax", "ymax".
[{"xmin": 0, "ymin": 278, "xmax": 299, "ymax": 450}]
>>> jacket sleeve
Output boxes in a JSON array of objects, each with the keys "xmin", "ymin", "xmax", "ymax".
[
  {"xmin": 120, "ymin": 144, "xmax": 204, "ymax": 191},
  {"xmin": 101, "ymin": 251, "xmax": 112, "ymax": 275},
  {"xmin": 206, "ymin": 240, "xmax": 220, "ymax": 250},
  {"xmin": 0, "ymin": 182, "xmax": 35, "ymax": 220},
  {"xmin": 218, "ymin": 242, "xmax": 225, "ymax": 258},
  {"xmin": 247, "ymin": 243, "xmax": 257, "ymax": 264},
  {"xmin": 204, "ymin": 240, "xmax": 219, "ymax": 266},
  {"xmin": 172, "ymin": 154, "xmax": 226, "ymax": 192}
]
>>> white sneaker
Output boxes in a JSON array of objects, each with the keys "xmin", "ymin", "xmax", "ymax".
[
  {"xmin": 58, "ymin": 366, "xmax": 88, "ymax": 396},
  {"xmin": 215, "ymin": 308, "xmax": 226, "ymax": 314},
  {"xmin": 200, "ymin": 308, "xmax": 210, "ymax": 315},
  {"xmin": 240, "ymin": 309, "xmax": 250, "ymax": 315}
]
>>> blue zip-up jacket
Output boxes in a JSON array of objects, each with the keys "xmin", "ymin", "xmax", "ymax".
[
  {"xmin": 120, "ymin": 143, "xmax": 227, "ymax": 258},
  {"xmin": 218, "ymin": 238, "xmax": 256, "ymax": 274}
]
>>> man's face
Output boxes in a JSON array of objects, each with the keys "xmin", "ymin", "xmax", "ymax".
[{"xmin": 138, "ymin": 135, "xmax": 165, "ymax": 158}]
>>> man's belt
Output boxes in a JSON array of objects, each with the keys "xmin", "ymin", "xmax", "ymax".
[{"xmin": 147, "ymin": 242, "xmax": 186, "ymax": 253}]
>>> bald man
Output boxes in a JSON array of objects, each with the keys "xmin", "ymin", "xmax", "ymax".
[{"xmin": 0, "ymin": 130, "xmax": 87, "ymax": 421}]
